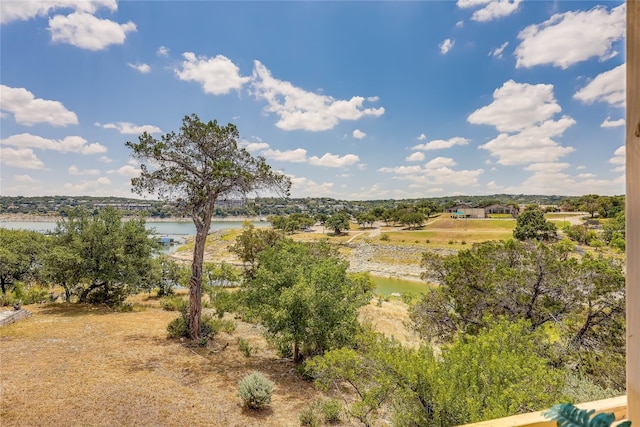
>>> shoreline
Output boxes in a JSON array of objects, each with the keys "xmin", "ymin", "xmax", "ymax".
[{"xmin": 0, "ymin": 213, "xmax": 264, "ymax": 223}]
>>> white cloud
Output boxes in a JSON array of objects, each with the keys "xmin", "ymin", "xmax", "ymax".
[
  {"xmin": 0, "ymin": 147, "xmax": 45, "ymax": 169},
  {"xmin": 14, "ymin": 174, "xmax": 36, "ymax": 183},
  {"xmin": 1, "ymin": 133, "xmax": 107, "ymax": 154},
  {"xmin": 406, "ymin": 152, "xmax": 425, "ymax": 162},
  {"xmin": 478, "ymin": 117, "xmax": 575, "ymax": 165},
  {"xmin": 490, "ymin": 42, "xmax": 509, "ymax": 58},
  {"xmin": 352, "ymin": 129, "xmax": 366, "ymax": 139},
  {"xmin": 157, "ymin": 45, "xmax": 169, "ymax": 57},
  {"xmin": 601, "ymin": 117, "xmax": 625, "ymax": 128},
  {"xmin": 609, "ymin": 145, "xmax": 625, "ymax": 169},
  {"xmin": 515, "ymin": 4, "xmax": 625, "ymax": 69},
  {"xmin": 417, "ymin": 133, "xmax": 427, "ymax": 141},
  {"xmin": 425, "ymin": 157, "xmax": 457, "ymax": 169},
  {"xmin": 108, "ymin": 164, "xmax": 140, "ymax": 177},
  {"xmin": 455, "ymin": 20, "xmax": 464, "ymax": 28},
  {"xmin": 49, "ymin": 12, "xmax": 136, "ymax": 51},
  {"xmin": 68, "ymin": 165, "xmax": 100, "ymax": 175},
  {"xmin": 308, "ymin": 153, "xmax": 360, "ymax": 168},
  {"xmin": 377, "ymin": 165, "xmax": 424, "ymax": 175},
  {"xmin": 468, "ymin": 80, "xmax": 561, "ymax": 132},
  {"xmin": 251, "ymin": 60, "xmax": 384, "ymax": 131},
  {"xmin": 412, "ymin": 136, "xmax": 469, "ymax": 151},
  {"xmin": 175, "ymin": 52, "xmax": 249, "ymax": 95},
  {"xmin": 524, "ymin": 162, "xmax": 571, "ymax": 172},
  {"xmin": 1, "ymin": 85, "xmax": 78, "ymax": 126},
  {"xmin": 574, "ymin": 64, "xmax": 625, "ymax": 107},
  {"xmin": 97, "ymin": 176, "xmax": 111, "ymax": 185},
  {"xmin": 577, "ymin": 173, "xmax": 596, "ymax": 179},
  {"xmin": 439, "ymin": 38, "xmax": 454, "ymax": 55},
  {"xmin": 486, "ymin": 181, "xmax": 504, "ymax": 191},
  {"xmin": 0, "ymin": 0, "xmax": 117, "ymax": 24},
  {"xmin": 457, "ymin": 0, "xmax": 522, "ymax": 22},
  {"xmin": 288, "ymin": 175, "xmax": 334, "ymax": 198},
  {"xmin": 241, "ymin": 141, "xmax": 270, "ymax": 152},
  {"xmin": 98, "ymin": 122, "xmax": 162, "ymax": 134},
  {"xmin": 262, "ymin": 148, "xmax": 308, "ymax": 163},
  {"xmin": 99, "ymin": 155, "xmax": 112, "ymax": 163},
  {"xmin": 127, "ymin": 63, "xmax": 150, "ymax": 74}
]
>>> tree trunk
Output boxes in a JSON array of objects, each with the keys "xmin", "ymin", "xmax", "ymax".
[
  {"xmin": 293, "ymin": 342, "xmax": 300, "ymax": 364},
  {"xmin": 78, "ymin": 282, "xmax": 105, "ymax": 303},
  {"xmin": 188, "ymin": 205, "xmax": 214, "ymax": 340}
]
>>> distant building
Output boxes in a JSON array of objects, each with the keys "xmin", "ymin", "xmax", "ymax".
[{"xmin": 446, "ymin": 203, "xmax": 518, "ymax": 219}]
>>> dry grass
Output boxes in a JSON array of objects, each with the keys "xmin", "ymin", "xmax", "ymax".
[
  {"xmin": 0, "ymin": 292, "xmax": 413, "ymax": 427},
  {"xmin": 0, "ymin": 300, "xmax": 327, "ymax": 427}
]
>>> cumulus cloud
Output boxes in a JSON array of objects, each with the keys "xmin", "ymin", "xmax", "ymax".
[
  {"xmin": 288, "ymin": 175, "xmax": 334, "ymax": 198},
  {"xmin": 425, "ymin": 157, "xmax": 457, "ymax": 169},
  {"xmin": 478, "ymin": 117, "xmax": 576, "ymax": 165},
  {"xmin": 574, "ymin": 64, "xmax": 625, "ymax": 107},
  {"xmin": 352, "ymin": 129, "xmax": 366, "ymax": 139},
  {"xmin": 412, "ymin": 136, "xmax": 469, "ymax": 151},
  {"xmin": 0, "ymin": 147, "xmax": 45, "ymax": 169},
  {"xmin": 468, "ymin": 80, "xmax": 561, "ymax": 132},
  {"xmin": 108, "ymin": 164, "xmax": 140, "ymax": 177},
  {"xmin": 490, "ymin": 42, "xmax": 509, "ymax": 58},
  {"xmin": 439, "ymin": 38, "xmax": 454, "ymax": 54},
  {"xmin": 68, "ymin": 165, "xmax": 100, "ymax": 175},
  {"xmin": 1, "ymin": 85, "xmax": 78, "ymax": 126},
  {"xmin": 469, "ymin": 80, "xmax": 575, "ymax": 166},
  {"xmin": 609, "ymin": 145, "xmax": 625, "ymax": 169},
  {"xmin": 251, "ymin": 60, "xmax": 384, "ymax": 131},
  {"xmin": 1, "ymin": 133, "xmax": 107, "ymax": 154},
  {"xmin": 308, "ymin": 153, "xmax": 360, "ymax": 168},
  {"xmin": 601, "ymin": 117, "xmax": 625, "ymax": 128},
  {"xmin": 417, "ymin": 133, "xmax": 427, "ymax": 141},
  {"xmin": 127, "ymin": 63, "xmax": 150, "ymax": 74},
  {"xmin": 515, "ymin": 4, "xmax": 625, "ymax": 69},
  {"xmin": 457, "ymin": 0, "xmax": 522, "ymax": 22},
  {"xmin": 261, "ymin": 148, "xmax": 309, "ymax": 163},
  {"xmin": 49, "ymin": 12, "xmax": 136, "ymax": 50},
  {"xmin": 157, "ymin": 45, "xmax": 169, "ymax": 57},
  {"xmin": 240, "ymin": 141, "xmax": 270, "ymax": 152},
  {"xmin": 175, "ymin": 52, "xmax": 250, "ymax": 95},
  {"xmin": 98, "ymin": 121, "xmax": 162, "ymax": 134},
  {"xmin": 0, "ymin": 0, "xmax": 117, "ymax": 24},
  {"xmin": 406, "ymin": 152, "xmax": 425, "ymax": 162}
]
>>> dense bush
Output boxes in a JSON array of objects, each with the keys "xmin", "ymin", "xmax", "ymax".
[
  {"xmin": 237, "ymin": 371, "xmax": 274, "ymax": 410},
  {"xmin": 159, "ymin": 296, "xmax": 188, "ymax": 312}
]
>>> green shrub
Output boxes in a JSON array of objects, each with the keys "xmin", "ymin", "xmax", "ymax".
[
  {"xmin": 299, "ymin": 404, "xmax": 321, "ymax": 426},
  {"xmin": 237, "ymin": 371, "xmax": 274, "ymax": 410},
  {"xmin": 203, "ymin": 316, "xmax": 236, "ymax": 334},
  {"xmin": 167, "ymin": 315, "xmax": 189, "ymax": 338},
  {"xmin": 321, "ymin": 399, "xmax": 343, "ymax": 424},
  {"xmin": 159, "ymin": 296, "xmax": 188, "ymax": 312},
  {"xmin": 237, "ymin": 337, "xmax": 255, "ymax": 357},
  {"xmin": 380, "ymin": 233, "xmax": 390, "ymax": 241}
]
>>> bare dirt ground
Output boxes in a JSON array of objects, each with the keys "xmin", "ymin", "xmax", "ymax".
[{"xmin": 0, "ymin": 296, "xmax": 413, "ymax": 427}]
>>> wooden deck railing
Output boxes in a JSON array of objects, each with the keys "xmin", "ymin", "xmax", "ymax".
[{"xmin": 460, "ymin": 395, "xmax": 627, "ymax": 427}]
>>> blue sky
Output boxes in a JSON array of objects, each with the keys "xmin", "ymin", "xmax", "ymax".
[{"xmin": 0, "ymin": 0, "xmax": 626, "ymax": 200}]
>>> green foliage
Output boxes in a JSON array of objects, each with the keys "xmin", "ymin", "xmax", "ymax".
[
  {"xmin": 229, "ymin": 222, "xmax": 285, "ymax": 278},
  {"xmin": 299, "ymin": 403, "xmax": 322, "ymax": 427},
  {"xmin": 237, "ymin": 371, "xmax": 274, "ymax": 410},
  {"xmin": 203, "ymin": 261, "xmax": 240, "ymax": 288},
  {"xmin": 325, "ymin": 212, "xmax": 350, "ymax": 235},
  {"xmin": 413, "ymin": 239, "xmax": 626, "ymax": 390},
  {"xmin": 321, "ymin": 399, "xmax": 343, "ymax": 424},
  {"xmin": 154, "ymin": 255, "xmax": 187, "ymax": 297},
  {"xmin": 167, "ymin": 315, "xmax": 189, "ymax": 338},
  {"xmin": 544, "ymin": 403, "xmax": 630, "ymax": 427},
  {"xmin": 513, "ymin": 209, "xmax": 557, "ymax": 241},
  {"xmin": 380, "ymin": 233, "xmax": 390, "ymax": 241},
  {"xmin": 0, "ymin": 228, "xmax": 47, "ymax": 294},
  {"xmin": 237, "ymin": 337, "xmax": 255, "ymax": 357},
  {"xmin": 208, "ymin": 287, "xmax": 241, "ymax": 318},
  {"xmin": 243, "ymin": 239, "xmax": 373, "ymax": 363},
  {"xmin": 159, "ymin": 295, "xmax": 189, "ymax": 312},
  {"xmin": 126, "ymin": 114, "xmax": 291, "ymax": 340},
  {"xmin": 43, "ymin": 207, "xmax": 158, "ymax": 306}
]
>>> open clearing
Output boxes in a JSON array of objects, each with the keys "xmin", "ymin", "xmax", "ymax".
[{"xmin": 0, "ymin": 295, "xmax": 412, "ymax": 427}]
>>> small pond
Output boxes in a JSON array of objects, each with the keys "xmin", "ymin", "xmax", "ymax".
[{"xmin": 370, "ymin": 276, "xmax": 430, "ymax": 296}]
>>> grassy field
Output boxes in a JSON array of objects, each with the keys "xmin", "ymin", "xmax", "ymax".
[{"xmin": 0, "ymin": 291, "xmax": 414, "ymax": 427}]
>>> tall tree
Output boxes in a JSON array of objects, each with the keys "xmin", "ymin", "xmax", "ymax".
[
  {"xmin": 126, "ymin": 114, "xmax": 290, "ymax": 339},
  {"xmin": 513, "ymin": 209, "xmax": 557, "ymax": 241},
  {"xmin": 0, "ymin": 228, "xmax": 46, "ymax": 294}
]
